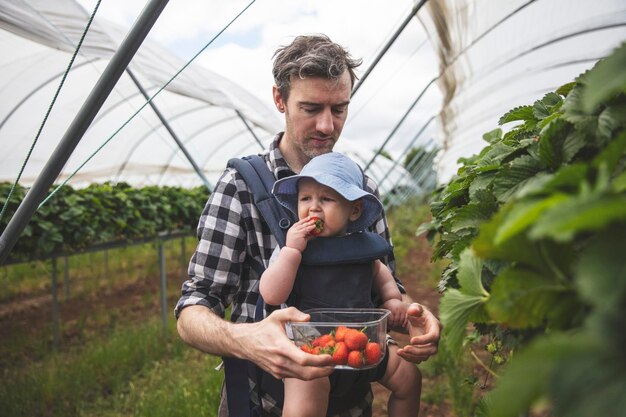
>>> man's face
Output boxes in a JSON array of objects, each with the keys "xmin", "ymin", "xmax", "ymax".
[{"xmin": 274, "ymin": 71, "xmax": 352, "ymax": 165}]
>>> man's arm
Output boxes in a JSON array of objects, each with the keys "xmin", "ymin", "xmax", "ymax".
[{"xmin": 177, "ymin": 305, "xmax": 334, "ymax": 379}]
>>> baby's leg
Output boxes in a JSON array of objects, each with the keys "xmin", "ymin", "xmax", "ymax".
[
  {"xmin": 377, "ymin": 345, "xmax": 422, "ymax": 417},
  {"xmin": 282, "ymin": 376, "xmax": 330, "ymax": 417}
]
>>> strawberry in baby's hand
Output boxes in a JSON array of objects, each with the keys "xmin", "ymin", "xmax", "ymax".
[{"xmin": 309, "ymin": 216, "xmax": 324, "ymax": 236}]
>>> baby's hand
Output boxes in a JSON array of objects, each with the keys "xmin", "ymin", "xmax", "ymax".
[
  {"xmin": 285, "ymin": 217, "xmax": 318, "ymax": 252},
  {"xmin": 382, "ymin": 299, "xmax": 408, "ymax": 329}
]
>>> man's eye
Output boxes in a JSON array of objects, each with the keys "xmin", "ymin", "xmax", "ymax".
[{"xmin": 332, "ymin": 107, "xmax": 347, "ymax": 115}]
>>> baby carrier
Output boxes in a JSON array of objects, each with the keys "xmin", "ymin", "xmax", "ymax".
[{"xmin": 224, "ymin": 155, "xmax": 383, "ymax": 417}]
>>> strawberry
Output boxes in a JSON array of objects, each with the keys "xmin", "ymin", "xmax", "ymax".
[
  {"xmin": 347, "ymin": 350, "xmax": 364, "ymax": 368},
  {"xmin": 344, "ymin": 329, "xmax": 368, "ymax": 351},
  {"xmin": 309, "ymin": 216, "xmax": 324, "ymax": 236},
  {"xmin": 312, "ymin": 333, "xmax": 334, "ymax": 347},
  {"xmin": 300, "ymin": 344, "xmax": 312, "ymax": 354},
  {"xmin": 364, "ymin": 342, "xmax": 382, "ymax": 365},
  {"xmin": 332, "ymin": 342, "xmax": 349, "ymax": 365},
  {"xmin": 334, "ymin": 326, "xmax": 349, "ymax": 342}
]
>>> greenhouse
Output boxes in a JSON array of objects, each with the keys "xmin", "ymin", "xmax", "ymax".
[{"xmin": 1, "ymin": 0, "xmax": 625, "ymax": 416}]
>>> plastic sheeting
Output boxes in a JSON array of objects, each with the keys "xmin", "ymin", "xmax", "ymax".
[
  {"xmin": 0, "ymin": 0, "xmax": 418, "ymax": 196},
  {"xmin": 420, "ymin": 0, "xmax": 626, "ymax": 181},
  {"xmin": 1, "ymin": 0, "xmax": 623, "ymax": 195}
]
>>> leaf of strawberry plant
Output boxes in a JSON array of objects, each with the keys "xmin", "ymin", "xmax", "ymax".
[
  {"xmin": 486, "ymin": 267, "xmax": 577, "ymax": 328},
  {"xmin": 498, "ymin": 105, "xmax": 535, "ymax": 126},
  {"xmin": 529, "ymin": 193, "xmax": 626, "ymax": 242},
  {"xmin": 582, "ymin": 41, "xmax": 626, "ymax": 112}
]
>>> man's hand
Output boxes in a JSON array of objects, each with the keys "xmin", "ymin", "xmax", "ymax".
[
  {"xmin": 396, "ymin": 303, "xmax": 441, "ymax": 363},
  {"xmin": 234, "ymin": 307, "xmax": 335, "ymax": 380}
]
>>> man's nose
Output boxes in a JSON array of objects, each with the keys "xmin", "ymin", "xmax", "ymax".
[{"xmin": 316, "ymin": 108, "xmax": 334, "ymax": 135}]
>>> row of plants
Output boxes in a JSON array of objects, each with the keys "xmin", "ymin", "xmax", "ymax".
[
  {"xmin": 422, "ymin": 42, "xmax": 626, "ymax": 416},
  {"xmin": 0, "ymin": 182, "xmax": 208, "ymax": 262}
]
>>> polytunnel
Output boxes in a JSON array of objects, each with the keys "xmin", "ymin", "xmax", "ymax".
[{"xmin": 0, "ymin": 0, "xmax": 625, "ymax": 262}]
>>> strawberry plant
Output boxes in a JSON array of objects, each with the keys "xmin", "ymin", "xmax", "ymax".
[
  {"xmin": 422, "ymin": 42, "xmax": 626, "ymax": 416},
  {"xmin": 0, "ymin": 182, "xmax": 208, "ymax": 263}
]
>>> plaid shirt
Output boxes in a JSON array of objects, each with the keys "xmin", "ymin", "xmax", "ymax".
[{"xmin": 175, "ymin": 133, "xmax": 404, "ymax": 416}]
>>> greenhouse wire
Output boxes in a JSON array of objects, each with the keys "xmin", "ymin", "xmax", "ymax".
[
  {"xmin": 351, "ymin": 0, "xmax": 427, "ymax": 97},
  {"xmin": 115, "ymin": 103, "xmax": 219, "ymax": 182},
  {"xmin": 364, "ymin": 76, "xmax": 438, "ymax": 172},
  {"xmin": 39, "ymin": 0, "xmax": 257, "ymax": 208},
  {"xmin": 376, "ymin": 115, "xmax": 436, "ymax": 191},
  {"xmin": 364, "ymin": 0, "xmax": 538, "ymax": 173},
  {"xmin": 0, "ymin": 0, "xmax": 103, "ymax": 225}
]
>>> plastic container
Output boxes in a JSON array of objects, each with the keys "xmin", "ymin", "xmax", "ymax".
[{"xmin": 286, "ymin": 308, "xmax": 390, "ymax": 370}]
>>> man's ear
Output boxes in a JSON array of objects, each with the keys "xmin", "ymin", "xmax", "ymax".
[
  {"xmin": 349, "ymin": 200, "xmax": 363, "ymax": 222},
  {"xmin": 273, "ymin": 85, "xmax": 285, "ymax": 113}
]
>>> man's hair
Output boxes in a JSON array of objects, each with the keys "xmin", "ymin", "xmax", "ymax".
[{"xmin": 272, "ymin": 34, "xmax": 362, "ymax": 101}]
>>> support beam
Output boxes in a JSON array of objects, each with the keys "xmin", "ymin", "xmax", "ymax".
[
  {"xmin": 126, "ymin": 68, "xmax": 211, "ymax": 190},
  {"xmin": 351, "ymin": 0, "xmax": 427, "ymax": 97}
]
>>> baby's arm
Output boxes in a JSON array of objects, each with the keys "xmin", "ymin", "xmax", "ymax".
[
  {"xmin": 259, "ymin": 217, "xmax": 317, "ymax": 305},
  {"xmin": 372, "ymin": 260, "xmax": 408, "ymax": 328}
]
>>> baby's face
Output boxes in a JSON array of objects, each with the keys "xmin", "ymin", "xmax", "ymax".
[{"xmin": 296, "ymin": 178, "xmax": 360, "ymax": 237}]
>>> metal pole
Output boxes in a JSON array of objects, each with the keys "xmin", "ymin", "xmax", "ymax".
[
  {"xmin": 235, "ymin": 109, "xmax": 265, "ymax": 150},
  {"xmin": 158, "ymin": 241, "xmax": 168, "ymax": 337},
  {"xmin": 0, "ymin": 0, "xmax": 170, "ymax": 265},
  {"xmin": 125, "ymin": 68, "xmax": 211, "ymax": 190},
  {"xmin": 51, "ymin": 257, "xmax": 60, "ymax": 350},
  {"xmin": 351, "ymin": 0, "xmax": 427, "ymax": 97}
]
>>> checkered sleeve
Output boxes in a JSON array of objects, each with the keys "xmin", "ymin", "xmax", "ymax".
[
  {"xmin": 364, "ymin": 175, "xmax": 406, "ymax": 295},
  {"xmin": 175, "ymin": 168, "xmax": 248, "ymax": 319}
]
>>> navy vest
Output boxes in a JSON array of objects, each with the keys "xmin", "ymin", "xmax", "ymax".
[{"xmin": 289, "ymin": 232, "xmax": 392, "ymax": 311}]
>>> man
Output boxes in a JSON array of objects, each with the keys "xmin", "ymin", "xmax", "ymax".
[{"xmin": 175, "ymin": 34, "xmax": 441, "ymax": 416}]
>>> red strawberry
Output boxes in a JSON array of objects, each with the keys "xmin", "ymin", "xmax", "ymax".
[
  {"xmin": 344, "ymin": 329, "xmax": 368, "ymax": 351},
  {"xmin": 347, "ymin": 350, "xmax": 364, "ymax": 368},
  {"xmin": 300, "ymin": 344, "xmax": 312, "ymax": 354},
  {"xmin": 332, "ymin": 342, "xmax": 349, "ymax": 365},
  {"xmin": 334, "ymin": 326, "xmax": 349, "ymax": 342},
  {"xmin": 312, "ymin": 333, "xmax": 334, "ymax": 347},
  {"xmin": 309, "ymin": 216, "xmax": 324, "ymax": 236},
  {"xmin": 364, "ymin": 342, "xmax": 382, "ymax": 365}
]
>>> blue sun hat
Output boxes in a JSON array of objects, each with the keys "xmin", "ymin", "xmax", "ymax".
[{"xmin": 272, "ymin": 152, "xmax": 383, "ymax": 233}]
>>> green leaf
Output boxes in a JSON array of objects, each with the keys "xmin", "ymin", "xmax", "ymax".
[
  {"xmin": 556, "ymin": 81, "xmax": 576, "ymax": 97},
  {"xmin": 492, "ymin": 155, "xmax": 544, "ymax": 202},
  {"xmin": 532, "ymin": 99, "xmax": 550, "ymax": 120},
  {"xmin": 494, "ymin": 194, "xmax": 569, "ymax": 245},
  {"xmin": 439, "ymin": 250, "xmax": 489, "ymax": 353},
  {"xmin": 582, "ymin": 41, "xmax": 626, "ymax": 112},
  {"xmin": 457, "ymin": 249, "xmax": 489, "ymax": 298},
  {"xmin": 575, "ymin": 227, "xmax": 626, "ymax": 310},
  {"xmin": 498, "ymin": 105, "xmax": 535, "ymax": 125},
  {"xmin": 538, "ymin": 119, "xmax": 569, "ymax": 169},
  {"xmin": 486, "ymin": 268, "xmax": 575, "ymax": 328},
  {"xmin": 592, "ymin": 129, "xmax": 626, "ymax": 173},
  {"xmin": 485, "ymin": 334, "xmax": 607, "ymax": 417},
  {"xmin": 483, "ymin": 128, "xmax": 503, "ymax": 144},
  {"xmin": 530, "ymin": 193, "xmax": 626, "ymax": 242},
  {"xmin": 561, "ymin": 129, "xmax": 588, "ymax": 162}
]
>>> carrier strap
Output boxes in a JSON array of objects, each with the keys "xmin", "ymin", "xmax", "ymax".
[{"xmin": 227, "ymin": 155, "xmax": 293, "ymax": 248}]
